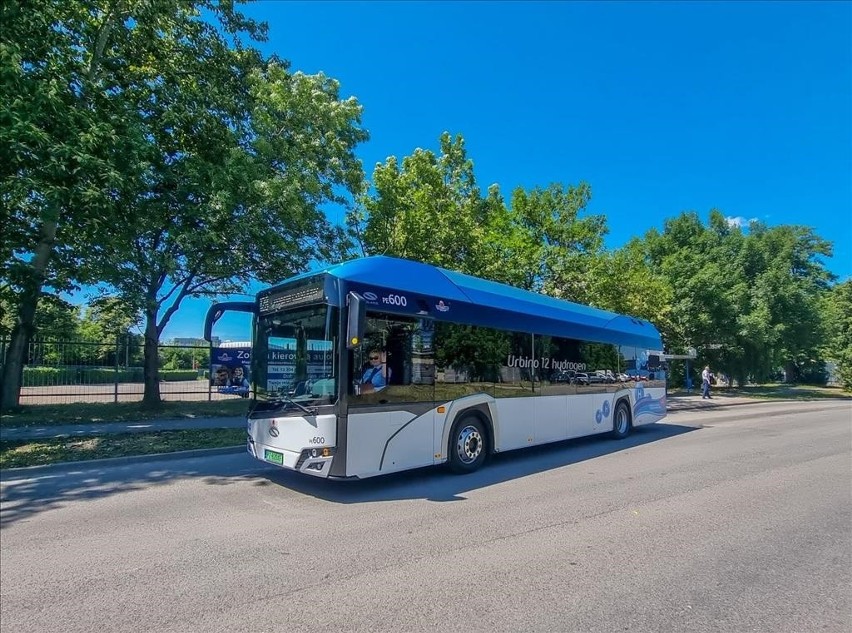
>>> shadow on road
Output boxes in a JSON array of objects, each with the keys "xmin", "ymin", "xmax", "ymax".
[
  {"xmin": 257, "ymin": 422, "xmax": 699, "ymax": 504},
  {"xmin": 1, "ymin": 423, "xmax": 697, "ymax": 526},
  {"xmin": 0, "ymin": 456, "xmax": 260, "ymax": 528}
]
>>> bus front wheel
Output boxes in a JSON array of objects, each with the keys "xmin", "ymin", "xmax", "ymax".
[{"xmin": 448, "ymin": 416, "xmax": 487, "ymax": 473}]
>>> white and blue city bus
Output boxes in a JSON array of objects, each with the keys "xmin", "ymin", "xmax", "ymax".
[{"xmin": 204, "ymin": 256, "xmax": 667, "ymax": 479}]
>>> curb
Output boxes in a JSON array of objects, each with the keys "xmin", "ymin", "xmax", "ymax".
[{"xmin": 0, "ymin": 445, "xmax": 245, "ymax": 477}]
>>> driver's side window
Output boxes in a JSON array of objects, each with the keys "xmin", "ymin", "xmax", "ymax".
[{"xmin": 350, "ymin": 312, "xmax": 435, "ymax": 403}]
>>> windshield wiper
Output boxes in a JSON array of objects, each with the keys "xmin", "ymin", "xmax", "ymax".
[{"xmin": 273, "ymin": 390, "xmax": 317, "ymax": 416}]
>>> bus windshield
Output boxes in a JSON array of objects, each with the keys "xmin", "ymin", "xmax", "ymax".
[{"xmin": 254, "ymin": 304, "xmax": 338, "ymax": 406}]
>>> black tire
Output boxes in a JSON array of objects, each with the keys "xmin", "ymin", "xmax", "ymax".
[
  {"xmin": 448, "ymin": 415, "xmax": 488, "ymax": 473},
  {"xmin": 611, "ymin": 399, "xmax": 632, "ymax": 439}
]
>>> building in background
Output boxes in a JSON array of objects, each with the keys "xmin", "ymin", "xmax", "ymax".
[{"xmin": 171, "ymin": 336, "xmax": 220, "ymax": 347}]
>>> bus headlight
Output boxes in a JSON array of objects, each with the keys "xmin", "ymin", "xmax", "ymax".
[{"xmin": 296, "ymin": 446, "xmax": 335, "ymax": 471}]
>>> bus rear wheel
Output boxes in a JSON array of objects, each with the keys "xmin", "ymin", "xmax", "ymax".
[
  {"xmin": 611, "ymin": 400, "xmax": 632, "ymax": 439},
  {"xmin": 448, "ymin": 416, "xmax": 487, "ymax": 473}
]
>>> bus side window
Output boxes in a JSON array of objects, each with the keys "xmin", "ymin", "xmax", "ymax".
[{"xmin": 385, "ymin": 327, "xmax": 409, "ymax": 385}]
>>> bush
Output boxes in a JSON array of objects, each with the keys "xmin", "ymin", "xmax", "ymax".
[
  {"xmin": 22, "ymin": 367, "xmax": 77, "ymax": 386},
  {"xmin": 22, "ymin": 366, "xmax": 198, "ymax": 385},
  {"xmin": 82, "ymin": 368, "xmax": 143, "ymax": 384},
  {"xmin": 159, "ymin": 370, "xmax": 198, "ymax": 382}
]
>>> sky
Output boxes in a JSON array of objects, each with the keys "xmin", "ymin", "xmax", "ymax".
[{"xmin": 162, "ymin": 0, "xmax": 851, "ymax": 341}]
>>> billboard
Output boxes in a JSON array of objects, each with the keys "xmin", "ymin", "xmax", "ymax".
[{"xmin": 210, "ymin": 346, "xmax": 251, "ymax": 397}]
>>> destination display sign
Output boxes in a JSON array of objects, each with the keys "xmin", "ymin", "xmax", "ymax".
[{"xmin": 259, "ymin": 282, "xmax": 325, "ymax": 315}]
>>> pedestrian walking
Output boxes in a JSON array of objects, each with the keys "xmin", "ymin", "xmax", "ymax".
[{"xmin": 702, "ymin": 365, "xmax": 713, "ymax": 399}]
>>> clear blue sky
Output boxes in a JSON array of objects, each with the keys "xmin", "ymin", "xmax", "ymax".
[{"xmin": 164, "ymin": 0, "xmax": 851, "ymax": 341}]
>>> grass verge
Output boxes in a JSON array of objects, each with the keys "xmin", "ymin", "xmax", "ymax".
[
  {"xmin": 0, "ymin": 429, "xmax": 246, "ymax": 469},
  {"xmin": 717, "ymin": 385, "xmax": 849, "ymax": 400},
  {"xmin": 0, "ymin": 400, "xmax": 251, "ymax": 428},
  {"xmin": 668, "ymin": 384, "xmax": 850, "ymax": 400}
]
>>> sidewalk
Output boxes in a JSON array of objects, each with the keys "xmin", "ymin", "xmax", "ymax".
[
  {"xmin": 665, "ymin": 392, "xmax": 771, "ymax": 412},
  {"xmin": 0, "ymin": 416, "xmax": 245, "ymax": 442}
]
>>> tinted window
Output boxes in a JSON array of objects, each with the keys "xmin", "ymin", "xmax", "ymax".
[{"xmin": 350, "ymin": 312, "xmax": 436, "ymax": 404}]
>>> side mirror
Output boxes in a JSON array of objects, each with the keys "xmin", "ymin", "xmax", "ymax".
[
  {"xmin": 346, "ymin": 292, "xmax": 366, "ymax": 350},
  {"xmin": 204, "ymin": 301, "xmax": 256, "ymax": 341}
]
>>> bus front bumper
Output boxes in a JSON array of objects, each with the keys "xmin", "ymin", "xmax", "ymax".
[{"xmin": 247, "ymin": 436, "xmax": 336, "ymax": 478}]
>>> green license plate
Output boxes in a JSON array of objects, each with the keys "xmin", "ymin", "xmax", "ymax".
[{"xmin": 264, "ymin": 449, "xmax": 284, "ymax": 466}]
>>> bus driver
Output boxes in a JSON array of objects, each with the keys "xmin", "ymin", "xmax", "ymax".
[{"xmin": 359, "ymin": 350, "xmax": 387, "ymax": 393}]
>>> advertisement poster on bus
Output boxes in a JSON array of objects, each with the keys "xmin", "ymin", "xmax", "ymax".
[{"xmin": 210, "ymin": 346, "xmax": 251, "ymax": 397}]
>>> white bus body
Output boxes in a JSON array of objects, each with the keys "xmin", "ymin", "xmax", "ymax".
[{"xmin": 207, "ymin": 256, "xmax": 668, "ymax": 480}]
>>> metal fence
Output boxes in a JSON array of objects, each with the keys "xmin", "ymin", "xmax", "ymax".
[{"xmin": 0, "ymin": 336, "xmax": 242, "ymax": 405}]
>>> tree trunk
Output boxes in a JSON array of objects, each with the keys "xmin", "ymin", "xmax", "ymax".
[
  {"xmin": 0, "ymin": 219, "xmax": 57, "ymax": 411},
  {"xmin": 0, "ymin": 321, "xmax": 31, "ymax": 411},
  {"xmin": 141, "ymin": 310, "xmax": 161, "ymax": 408}
]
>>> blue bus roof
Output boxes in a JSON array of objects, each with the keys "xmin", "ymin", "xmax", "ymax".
[{"xmin": 306, "ymin": 256, "xmax": 662, "ymax": 350}]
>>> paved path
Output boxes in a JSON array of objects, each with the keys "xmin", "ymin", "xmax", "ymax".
[
  {"xmin": 0, "ymin": 393, "xmax": 776, "ymax": 442},
  {"xmin": 0, "ymin": 416, "xmax": 245, "ymax": 441}
]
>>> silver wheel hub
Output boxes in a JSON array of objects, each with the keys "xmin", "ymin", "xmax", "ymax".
[
  {"xmin": 456, "ymin": 425, "xmax": 483, "ymax": 464},
  {"xmin": 616, "ymin": 408, "xmax": 628, "ymax": 433}
]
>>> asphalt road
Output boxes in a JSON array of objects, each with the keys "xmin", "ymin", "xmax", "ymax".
[{"xmin": 1, "ymin": 400, "xmax": 850, "ymax": 633}]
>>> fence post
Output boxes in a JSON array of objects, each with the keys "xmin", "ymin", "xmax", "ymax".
[
  {"xmin": 208, "ymin": 340, "xmax": 213, "ymax": 402},
  {"xmin": 114, "ymin": 335, "xmax": 120, "ymax": 403}
]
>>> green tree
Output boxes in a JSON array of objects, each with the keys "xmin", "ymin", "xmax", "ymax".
[
  {"xmin": 1, "ymin": 0, "xmax": 142, "ymax": 408},
  {"xmin": 79, "ymin": 296, "xmax": 140, "ymax": 342},
  {"xmin": 742, "ymin": 223, "xmax": 833, "ymax": 383},
  {"xmin": 822, "ymin": 280, "xmax": 852, "ymax": 391},
  {"xmin": 574, "ymin": 239, "xmax": 674, "ymax": 341},
  {"xmin": 637, "ymin": 210, "xmax": 833, "ymax": 385},
  {"xmin": 103, "ymin": 59, "xmax": 365, "ymax": 406},
  {"xmin": 351, "ymin": 133, "xmax": 612, "ymax": 297},
  {"xmin": 33, "ymin": 296, "xmax": 81, "ymax": 341},
  {"xmin": 160, "ymin": 346, "xmax": 208, "ymax": 371},
  {"xmin": 2, "ymin": 1, "xmax": 367, "ymax": 408},
  {"xmin": 643, "ymin": 212, "xmax": 737, "ymax": 359},
  {"xmin": 351, "ymin": 132, "xmax": 493, "ymax": 274},
  {"xmin": 509, "ymin": 182, "xmax": 608, "ymax": 295},
  {"xmin": 351, "ymin": 134, "xmax": 618, "ymax": 373},
  {"xmin": 1, "ymin": 293, "xmax": 80, "ymax": 341}
]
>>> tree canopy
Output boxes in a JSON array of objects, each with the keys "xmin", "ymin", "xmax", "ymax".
[
  {"xmin": 352, "ymin": 133, "xmax": 843, "ymax": 389},
  {"xmin": 1, "ymin": 0, "xmax": 367, "ymax": 408},
  {"xmin": 636, "ymin": 211, "xmax": 834, "ymax": 385}
]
